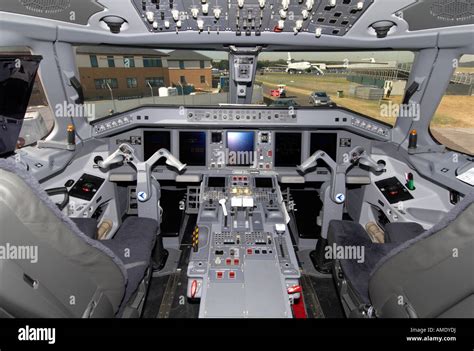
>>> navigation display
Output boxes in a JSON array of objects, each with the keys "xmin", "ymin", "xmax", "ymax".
[
  {"xmin": 143, "ymin": 131, "xmax": 171, "ymax": 163},
  {"xmin": 208, "ymin": 176, "xmax": 226, "ymax": 188},
  {"xmin": 226, "ymin": 131, "xmax": 255, "ymax": 166},
  {"xmin": 310, "ymin": 133, "xmax": 338, "ymax": 166},
  {"xmin": 274, "ymin": 132, "xmax": 302, "ymax": 167},
  {"xmin": 179, "ymin": 131, "xmax": 206, "ymax": 166},
  {"xmin": 255, "ymin": 177, "xmax": 273, "ymax": 188}
]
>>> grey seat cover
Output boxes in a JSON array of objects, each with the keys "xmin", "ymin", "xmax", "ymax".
[
  {"xmin": 0, "ymin": 158, "xmax": 126, "ymax": 316},
  {"xmin": 369, "ymin": 192, "xmax": 474, "ymax": 317}
]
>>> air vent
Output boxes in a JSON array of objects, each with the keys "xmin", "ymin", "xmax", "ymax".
[
  {"xmin": 19, "ymin": 0, "xmax": 71, "ymax": 14},
  {"xmin": 402, "ymin": 0, "xmax": 474, "ymax": 30},
  {"xmin": 430, "ymin": 0, "xmax": 473, "ymax": 21}
]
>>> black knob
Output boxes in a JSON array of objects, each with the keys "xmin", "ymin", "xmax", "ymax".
[{"xmin": 94, "ymin": 156, "xmax": 103, "ymax": 165}]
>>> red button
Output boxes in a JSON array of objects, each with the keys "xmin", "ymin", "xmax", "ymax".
[
  {"xmin": 267, "ymin": 150, "xmax": 273, "ymax": 157},
  {"xmin": 234, "ymin": 259, "xmax": 240, "ymax": 265},
  {"xmin": 229, "ymin": 271, "xmax": 236, "ymax": 279},
  {"xmin": 217, "ymin": 271, "xmax": 223, "ymax": 279},
  {"xmin": 226, "ymin": 258, "xmax": 232, "ymax": 265},
  {"xmin": 247, "ymin": 248, "xmax": 253, "ymax": 255}
]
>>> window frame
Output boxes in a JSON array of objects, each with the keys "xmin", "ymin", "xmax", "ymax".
[
  {"xmin": 126, "ymin": 77, "xmax": 138, "ymax": 88},
  {"xmin": 107, "ymin": 56, "xmax": 115, "ymax": 68},
  {"xmin": 145, "ymin": 76, "xmax": 165, "ymax": 87},
  {"xmin": 428, "ymin": 53, "xmax": 474, "ymax": 156},
  {"xmin": 143, "ymin": 57, "xmax": 162, "ymax": 68},
  {"xmin": 95, "ymin": 78, "xmax": 118, "ymax": 90},
  {"xmin": 90, "ymin": 54, "xmax": 98, "ymax": 67}
]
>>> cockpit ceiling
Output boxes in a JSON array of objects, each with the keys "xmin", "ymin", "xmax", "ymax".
[
  {"xmin": 402, "ymin": 0, "xmax": 474, "ymax": 30},
  {"xmin": 0, "ymin": 0, "xmax": 473, "ymax": 51}
]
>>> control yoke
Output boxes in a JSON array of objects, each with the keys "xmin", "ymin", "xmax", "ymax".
[
  {"xmin": 349, "ymin": 146, "xmax": 384, "ymax": 172},
  {"xmin": 98, "ymin": 143, "xmax": 186, "ymax": 172},
  {"xmin": 297, "ymin": 150, "xmax": 333, "ymax": 174},
  {"xmin": 97, "ymin": 144, "xmax": 133, "ymax": 169},
  {"xmin": 149, "ymin": 148, "xmax": 187, "ymax": 172},
  {"xmin": 297, "ymin": 150, "xmax": 345, "ymax": 204},
  {"xmin": 98, "ymin": 143, "xmax": 186, "ymax": 212},
  {"xmin": 297, "ymin": 146, "xmax": 383, "ymax": 204}
]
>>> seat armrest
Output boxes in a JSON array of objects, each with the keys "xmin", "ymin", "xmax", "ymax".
[
  {"xmin": 384, "ymin": 222, "xmax": 424, "ymax": 244},
  {"xmin": 328, "ymin": 220, "xmax": 372, "ymax": 246},
  {"xmin": 71, "ymin": 218, "xmax": 98, "ymax": 239}
]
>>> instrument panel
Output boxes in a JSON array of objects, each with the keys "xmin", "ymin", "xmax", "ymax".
[
  {"xmin": 108, "ymin": 128, "xmax": 362, "ymax": 173},
  {"xmin": 95, "ymin": 106, "xmax": 388, "ymax": 180},
  {"xmin": 91, "ymin": 107, "xmax": 391, "ymax": 139}
]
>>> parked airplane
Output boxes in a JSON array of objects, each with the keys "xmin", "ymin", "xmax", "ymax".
[
  {"xmin": 284, "ymin": 54, "xmax": 391, "ymax": 74},
  {"xmin": 285, "ymin": 53, "xmax": 325, "ymax": 75}
]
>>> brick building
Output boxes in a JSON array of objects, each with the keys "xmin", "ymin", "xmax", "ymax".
[
  {"xmin": 75, "ymin": 46, "xmax": 212, "ymax": 100},
  {"xmin": 166, "ymin": 50, "xmax": 213, "ymax": 91}
]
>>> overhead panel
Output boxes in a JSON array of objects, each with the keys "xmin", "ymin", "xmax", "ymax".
[{"xmin": 131, "ymin": 0, "xmax": 373, "ymax": 36}]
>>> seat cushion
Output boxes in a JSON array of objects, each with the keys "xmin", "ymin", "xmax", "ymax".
[
  {"xmin": 384, "ymin": 222, "xmax": 425, "ymax": 244},
  {"xmin": 101, "ymin": 216, "xmax": 158, "ymax": 308},
  {"xmin": 71, "ymin": 218, "xmax": 98, "ymax": 239},
  {"xmin": 328, "ymin": 220, "xmax": 398, "ymax": 304}
]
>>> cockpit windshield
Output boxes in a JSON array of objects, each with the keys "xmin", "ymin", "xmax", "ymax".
[{"xmin": 77, "ymin": 47, "xmax": 414, "ymax": 126}]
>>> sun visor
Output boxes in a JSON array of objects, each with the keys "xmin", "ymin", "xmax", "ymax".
[{"xmin": 0, "ymin": 55, "xmax": 42, "ymax": 157}]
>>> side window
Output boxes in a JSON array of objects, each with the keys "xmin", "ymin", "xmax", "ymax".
[
  {"xmin": 430, "ymin": 54, "xmax": 474, "ymax": 155},
  {"xmin": 0, "ymin": 47, "xmax": 54, "ymax": 148}
]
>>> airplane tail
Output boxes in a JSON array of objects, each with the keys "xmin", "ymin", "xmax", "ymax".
[{"xmin": 287, "ymin": 52, "xmax": 292, "ymax": 64}]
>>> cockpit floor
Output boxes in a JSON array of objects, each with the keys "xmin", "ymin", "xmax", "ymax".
[{"xmin": 143, "ymin": 215, "xmax": 200, "ymax": 318}]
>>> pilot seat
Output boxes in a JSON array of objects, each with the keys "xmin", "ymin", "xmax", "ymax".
[
  {"xmin": 328, "ymin": 192, "xmax": 474, "ymax": 318},
  {"xmin": 0, "ymin": 158, "xmax": 160, "ymax": 318}
]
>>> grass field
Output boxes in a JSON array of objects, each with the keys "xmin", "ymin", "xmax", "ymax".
[{"xmin": 256, "ymin": 73, "xmax": 474, "ymax": 154}]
